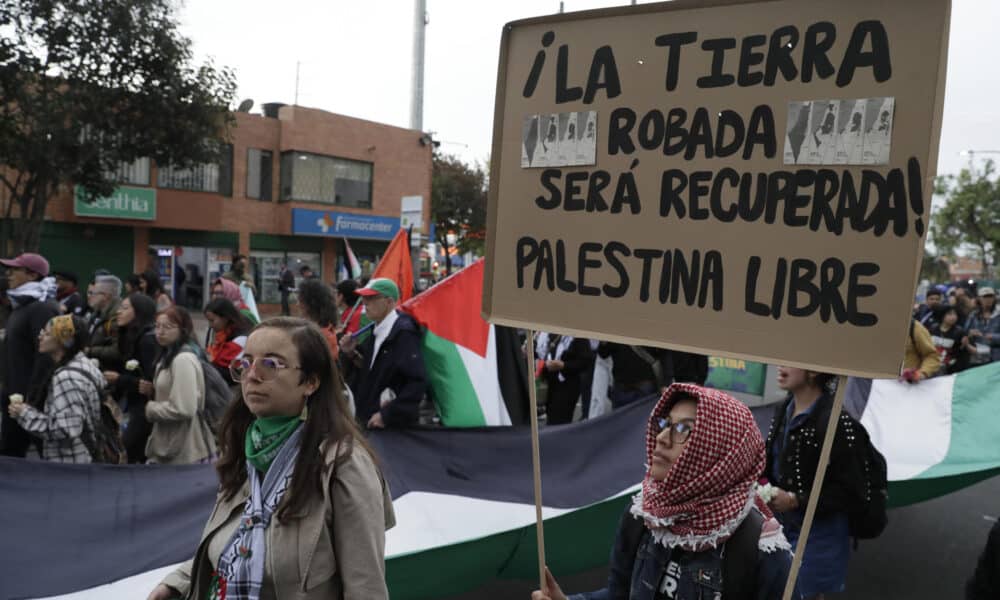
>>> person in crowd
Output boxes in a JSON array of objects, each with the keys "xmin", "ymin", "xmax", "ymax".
[
  {"xmin": 0, "ymin": 279, "xmax": 10, "ymax": 390},
  {"xmin": 930, "ymin": 306, "xmax": 969, "ymax": 375},
  {"xmin": 7, "ymin": 315, "xmax": 102, "ymax": 463},
  {"xmin": 967, "ymin": 516, "xmax": 1000, "ymax": 599},
  {"xmin": 965, "ymin": 287, "xmax": 1000, "ymax": 365},
  {"xmin": 335, "ymin": 279, "xmax": 363, "ymax": 336},
  {"xmin": 139, "ymin": 269, "xmax": 173, "ymax": 312},
  {"xmin": 764, "ymin": 368, "xmax": 867, "ymax": 600},
  {"xmin": 901, "ymin": 318, "xmax": 941, "ymax": 382},
  {"xmin": 669, "ymin": 350, "xmax": 710, "ymax": 386},
  {"xmin": 533, "ymin": 384, "xmax": 792, "ymax": 600},
  {"xmin": 278, "ymin": 262, "xmax": 296, "ymax": 316},
  {"xmin": 104, "ymin": 293, "xmax": 158, "ymax": 463},
  {"xmin": 124, "ymin": 273, "xmax": 141, "ymax": 296},
  {"xmin": 951, "ymin": 287, "xmax": 976, "ymax": 323},
  {"xmin": 596, "ymin": 343, "xmax": 669, "ymax": 408},
  {"xmin": 1, "ymin": 252, "xmax": 61, "ymax": 457},
  {"xmin": 52, "ymin": 271, "xmax": 86, "ymax": 316},
  {"xmin": 536, "ymin": 332, "xmax": 593, "ymax": 425},
  {"xmin": 86, "ymin": 274, "xmax": 123, "ymax": 371},
  {"xmin": 296, "ymin": 278, "xmax": 340, "ymax": 361},
  {"xmin": 914, "ymin": 287, "xmax": 944, "ymax": 328},
  {"xmin": 299, "ymin": 264, "xmax": 315, "ymax": 280},
  {"xmin": 146, "ymin": 317, "xmax": 394, "ymax": 600},
  {"xmin": 204, "ymin": 297, "xmax": 252, "ymax": 385},
  {"xmin": 144, "ymin": 306, "xmax": 214, "ymax": 465},
  {"xmin": 222, "ymin": 253, "xmax": 256, "ymax": 296},
  {"xmin": 339, "ymin": 278, "xmax": 426, "ymax": 429},
  {"xmin": 210, "ymin": 276, "xmax": 259, "ymax": 327}
]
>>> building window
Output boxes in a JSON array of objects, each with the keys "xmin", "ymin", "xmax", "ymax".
[
  {"xmin": 279, "ymin": 152, "xmax": 372, "ymax": 207},
  {"xmin": 250, "ymin": 251, "xmax": 321, "ymax": 304},
  {"xmin": 157, "ymin": 144, "xmax": 234, "ymax": 195},
  {"xmin": 108, "ymin": 157, "xmax": 151, "ymax": 185},
  {"xmin": 246, "ymin": 149, "xmax": 273, "ymax": 200}
]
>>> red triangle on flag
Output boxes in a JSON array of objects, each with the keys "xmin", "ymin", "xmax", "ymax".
[{"xmin": 402, "ymin": 259, "xmax": 490, "ymax": 357}]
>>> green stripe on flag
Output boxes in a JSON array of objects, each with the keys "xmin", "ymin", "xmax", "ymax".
[
  {"xmin": 422, "ymin": 329, "xmax": 488, "ymax": 427},
  {"xmin": 386, "ymin": 492, "xmax": 632, "ymax": 600},
  {"xmin": 891, "ymin": 363, "xmax": 1000, "ymax": 507}
]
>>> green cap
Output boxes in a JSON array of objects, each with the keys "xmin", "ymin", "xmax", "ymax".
[{"xmin": 356, "ymin": 277, "xmax": 400, "ymax": 300}]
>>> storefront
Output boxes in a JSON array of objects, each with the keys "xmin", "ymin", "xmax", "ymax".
[
  {"xmin": 148, "ymin": 229, "xmax": 239, "ymax": 311},
  {"xmin": 290, "ymin": 207, "xmax": 398, "ymax": 281},
  {"xmin": 38, "ymin": 221, "xmax": 135, "ymax": 285},
  {"xmin": 248, "ymin": 234, "xmax": 323, "ymax": 305}
]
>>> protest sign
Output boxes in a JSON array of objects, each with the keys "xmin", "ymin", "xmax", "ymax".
[{"xmin": 483, "ymin": 0, "xmax": 950, "ymax": 379}]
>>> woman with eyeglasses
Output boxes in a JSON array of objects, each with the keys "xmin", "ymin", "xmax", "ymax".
[
  {"xmin": 147, "ymin": 317, "xmax": 394, "ymax": 600},
  {"xmin": 763, "ymin": 369, "xmax": 867, "ymax": 600},
  {"xmin": 7, "ymin": 315, "xmax": 103, "ymax": 463},
  {"xmin": 533, "ymin": 384, "xmax": 792, "ymax": 600},
  {"xmin": 144, "ymin": 306, "xmax": 215, "ymax": 465}
]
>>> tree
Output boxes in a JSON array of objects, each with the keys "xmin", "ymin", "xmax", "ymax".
[
  {"xmin": 431, "ymin": 152, "xmax": 487, "ymax": 276},
  {"xmin": 919, "ymin": 249, "xmax": 951, "ymax": 284},
  {"xmin": 0, "ymin": 0, "xmax": 237, "ymax": 254},
  {"xmin": 932, "ymin": 161, "xmax": 1000, "ymax": 280}
]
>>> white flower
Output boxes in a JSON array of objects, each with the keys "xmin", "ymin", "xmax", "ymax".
[
  {"xmin": 8, "ymin": 394, "xmax": 23, "ymax": 405},
  {"xmin": 126, "ymin": 360, "xmax": 140, "ymax": 371},
  {"xmin": 756, "ymin": 483, "xmax": 777, "ymax": 503}
]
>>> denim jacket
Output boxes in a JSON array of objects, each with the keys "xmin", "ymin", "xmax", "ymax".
[{"xmin": 570, "ymin": 511, "xmax": 792, "ymax": 600}]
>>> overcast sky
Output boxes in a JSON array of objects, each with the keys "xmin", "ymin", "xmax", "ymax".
[{"xmin": 179, "ymin": 0, "xmax": 1000, "ymax": 177}]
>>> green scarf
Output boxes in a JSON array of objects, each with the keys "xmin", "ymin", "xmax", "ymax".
[{"xmin": 245, "ymin": 416, "xmax": 301, "ymax": 473}]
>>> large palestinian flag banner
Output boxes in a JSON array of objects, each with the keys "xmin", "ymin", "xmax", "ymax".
[{"xmin": 5, "ymin": 364, "xmax": 1000, "ymax": 599}]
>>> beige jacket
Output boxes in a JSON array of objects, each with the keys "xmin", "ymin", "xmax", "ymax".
[
  {"xmin": 162, "ymin": 440, "xmax": 395, "ymax": 600},
  {"xmin": 145, "ymin": 352, "xmax": 214, "ymax": 464}
]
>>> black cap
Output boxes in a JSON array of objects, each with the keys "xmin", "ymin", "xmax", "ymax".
[{"xmin": 51, "ymin": 270, "xmax": 78, "ymax": 285}]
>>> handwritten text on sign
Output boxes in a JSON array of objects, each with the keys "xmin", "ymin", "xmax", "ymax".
[{"xmin": 484, "ymin": 0, "xmax": 950, "ymax": 378}]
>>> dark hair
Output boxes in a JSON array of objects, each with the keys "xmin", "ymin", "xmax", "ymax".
[
  {"xmin": 118, "ymin": 293, "xmax": 157, "ymax": 358},
  {"xmin": 810, "ymin": 372, "xmax": 837, "ymax": 393},
  {"xmin": 335, "ymin": 279, "xmax": 359, "ymax": 306},
  {"xmin": 139, "ymin": 270, "xmax": 164, "ymax": 298},
  {"xmin": 124, "ymin": 274, "xmax": 141, "ymax": 291},
  {"xmin": 926, "ymin": 289, "xmax": 942, "ymax": 298},
  {"xmin": 32, "ymin": 315, "xmax": 91, "ymax": 406},
  {"xmin": 215, "ymin": 317, "xmax": 376, "ymax": 523},
  {"xmin": 155, "ymin": 306, "xmax": 198, "ymax": 370},
  {"xmin": 299, "ymin": 264, "xmax": 313, "ymax": 275},
  {"xmin": 296, "ymin": 279, "xmax": 338, "ymax": 328},
  {"xmin": 205, "ymin": 298, "xmax": 251, "ymax": 335},
  {"xmin": 232, "ymin": 254, "xmax": 246, "ymax": 267}
]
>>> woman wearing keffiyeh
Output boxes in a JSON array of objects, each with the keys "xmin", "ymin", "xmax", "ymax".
[
  {"xmin": 147, "ymin": 317, "xmax": 394, "ymax": 600},
  {"xmin": 534, "ymin": 383, "xmax": 795, "ymax": 600}
]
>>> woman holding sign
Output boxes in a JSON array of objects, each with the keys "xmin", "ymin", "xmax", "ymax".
[
  {"xmin": 764, "ymin": 368, "xmax": 866, "ymax": 599},
  {"xmin": 533, "ymin": 384, "xmax": 793, "ymax": 600}
]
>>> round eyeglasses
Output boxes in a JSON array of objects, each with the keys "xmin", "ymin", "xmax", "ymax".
[
  {"xmin": 229, "ymin": 357, "xmax": 302, "ymax": 382},
  {"xmin": 654, "ymin": 417, "xmax": 695, "ymax": 445}
]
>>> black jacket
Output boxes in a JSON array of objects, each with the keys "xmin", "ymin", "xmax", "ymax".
[
  {"xmin": 967, "ymin": 518, "xmax": 1000, "ymax": 600},
  {"xmin": 1, "ymin": 296, "xmax": 60, "ymax": 456},
  {"xmin": 764, "ymin": 394, "xmax": 868, "ymax": 518},
  {"xmin": 355, "ymin": 311, "xmax": 427, "ymax": 427}
]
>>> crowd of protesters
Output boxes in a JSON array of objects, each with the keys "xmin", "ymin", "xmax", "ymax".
[{"xmin": 912, "ymin": 283, "xmax": 1000, "ymax": 379}]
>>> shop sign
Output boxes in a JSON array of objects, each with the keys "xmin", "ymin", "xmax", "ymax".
[
  {"xmin": 292, "ymin": 208, "xmax": 399, "ymax": 241},
  {"xmin": 74, "ymin": 185, "xmax": 156, "ymax": 221}
]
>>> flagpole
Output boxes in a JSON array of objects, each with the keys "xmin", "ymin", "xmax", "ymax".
[
  {"xmin": 781, "ymin": 374, "xmax": 849, "ymax": 600},
  {"xmin": 525, "ymin": 329, "xmax": 546, "ymax": 591}
]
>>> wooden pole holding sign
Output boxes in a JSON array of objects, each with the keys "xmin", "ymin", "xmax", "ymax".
[
  {"xmin": 781, "ymin": 374, "xmax": 849, "ymax": 600},
  {"xmin": 524, "ymin": 329, "xmax": 547, "ymax": 591}
]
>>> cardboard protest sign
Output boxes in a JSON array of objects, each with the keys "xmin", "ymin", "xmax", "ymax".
[{"xmin": 483, "ymin": 0, "xmax": 950, "ymax": 378}]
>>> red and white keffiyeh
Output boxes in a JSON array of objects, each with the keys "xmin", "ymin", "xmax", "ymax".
[{"xmin": 630, "ymin": 383, "xmax": 789, "ymax": 553}]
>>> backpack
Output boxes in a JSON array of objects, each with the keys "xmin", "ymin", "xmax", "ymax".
[
  {"xmin": 63, "ymin": 367, "xmax": 127, "ymax": 465},
  {"xmin": 181, "ymin": 349, "xmax": 234, "ymax": 433},
  {"xmin": 814, "ymin": 402, "xmax": 889, "ymax": 540},
  {"xmin": 619, "ymin": 505, "xmax": 764, "ymax": 599}
]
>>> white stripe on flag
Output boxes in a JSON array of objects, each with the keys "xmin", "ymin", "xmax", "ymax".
[
  {"xmin": 861, "ymin": 375, "xmax": 954, "ymax": 481},
  {"xmin": 455, "ymin": 326, "xmax": 512, "ymax": 426},
  {"xmin": 35, "ymin": 563, "xmax": 182, "ymax": 600}
]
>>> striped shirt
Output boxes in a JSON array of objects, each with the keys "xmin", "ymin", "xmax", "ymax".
[{"xmin": 16, "ymin": 352, "xmax": 103, "ymax": 463}]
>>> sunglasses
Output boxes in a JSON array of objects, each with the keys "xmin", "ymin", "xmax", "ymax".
[
  {"xmin": 229, "ymin": 356, "xmax": 301, "ymax": 382},
  {"xmin": 654, "ymin": 417, "xmax": 695, "ymax": 445}
]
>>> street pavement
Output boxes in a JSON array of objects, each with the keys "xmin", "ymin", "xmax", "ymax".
[{"xmin": 446, "ymin": 463, "xmax": 999, "ymax": 599}]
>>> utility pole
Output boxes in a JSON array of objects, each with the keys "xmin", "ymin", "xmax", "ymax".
[{"xmin": 410, "ymin": 0, "xmax": 427, "ymax": 131}]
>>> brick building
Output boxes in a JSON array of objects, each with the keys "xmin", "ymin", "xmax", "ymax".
[{"xmin": 35, "ymin": 104, "xmax": 432, "ymax": 311}]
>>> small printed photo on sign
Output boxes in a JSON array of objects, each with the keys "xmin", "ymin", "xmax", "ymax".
[
  {"xmin": 520, "ymin": 111, "xmax": 597, "ymax": 168},
  {"xmin": 836, "ymin": 98, "xmax": 868, "ymax": 165},
  {"xmin": 863, "ymin": 97, "xmax": 895, "ymax": 165},
  {"xmin": 783, "ymin": 101, "xmax": 813, "ymax": 165}
]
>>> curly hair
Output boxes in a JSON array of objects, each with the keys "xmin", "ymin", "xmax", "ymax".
[{"xmin": 296, "ymin": 278, "xmax": 338, "ymax": 328}]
